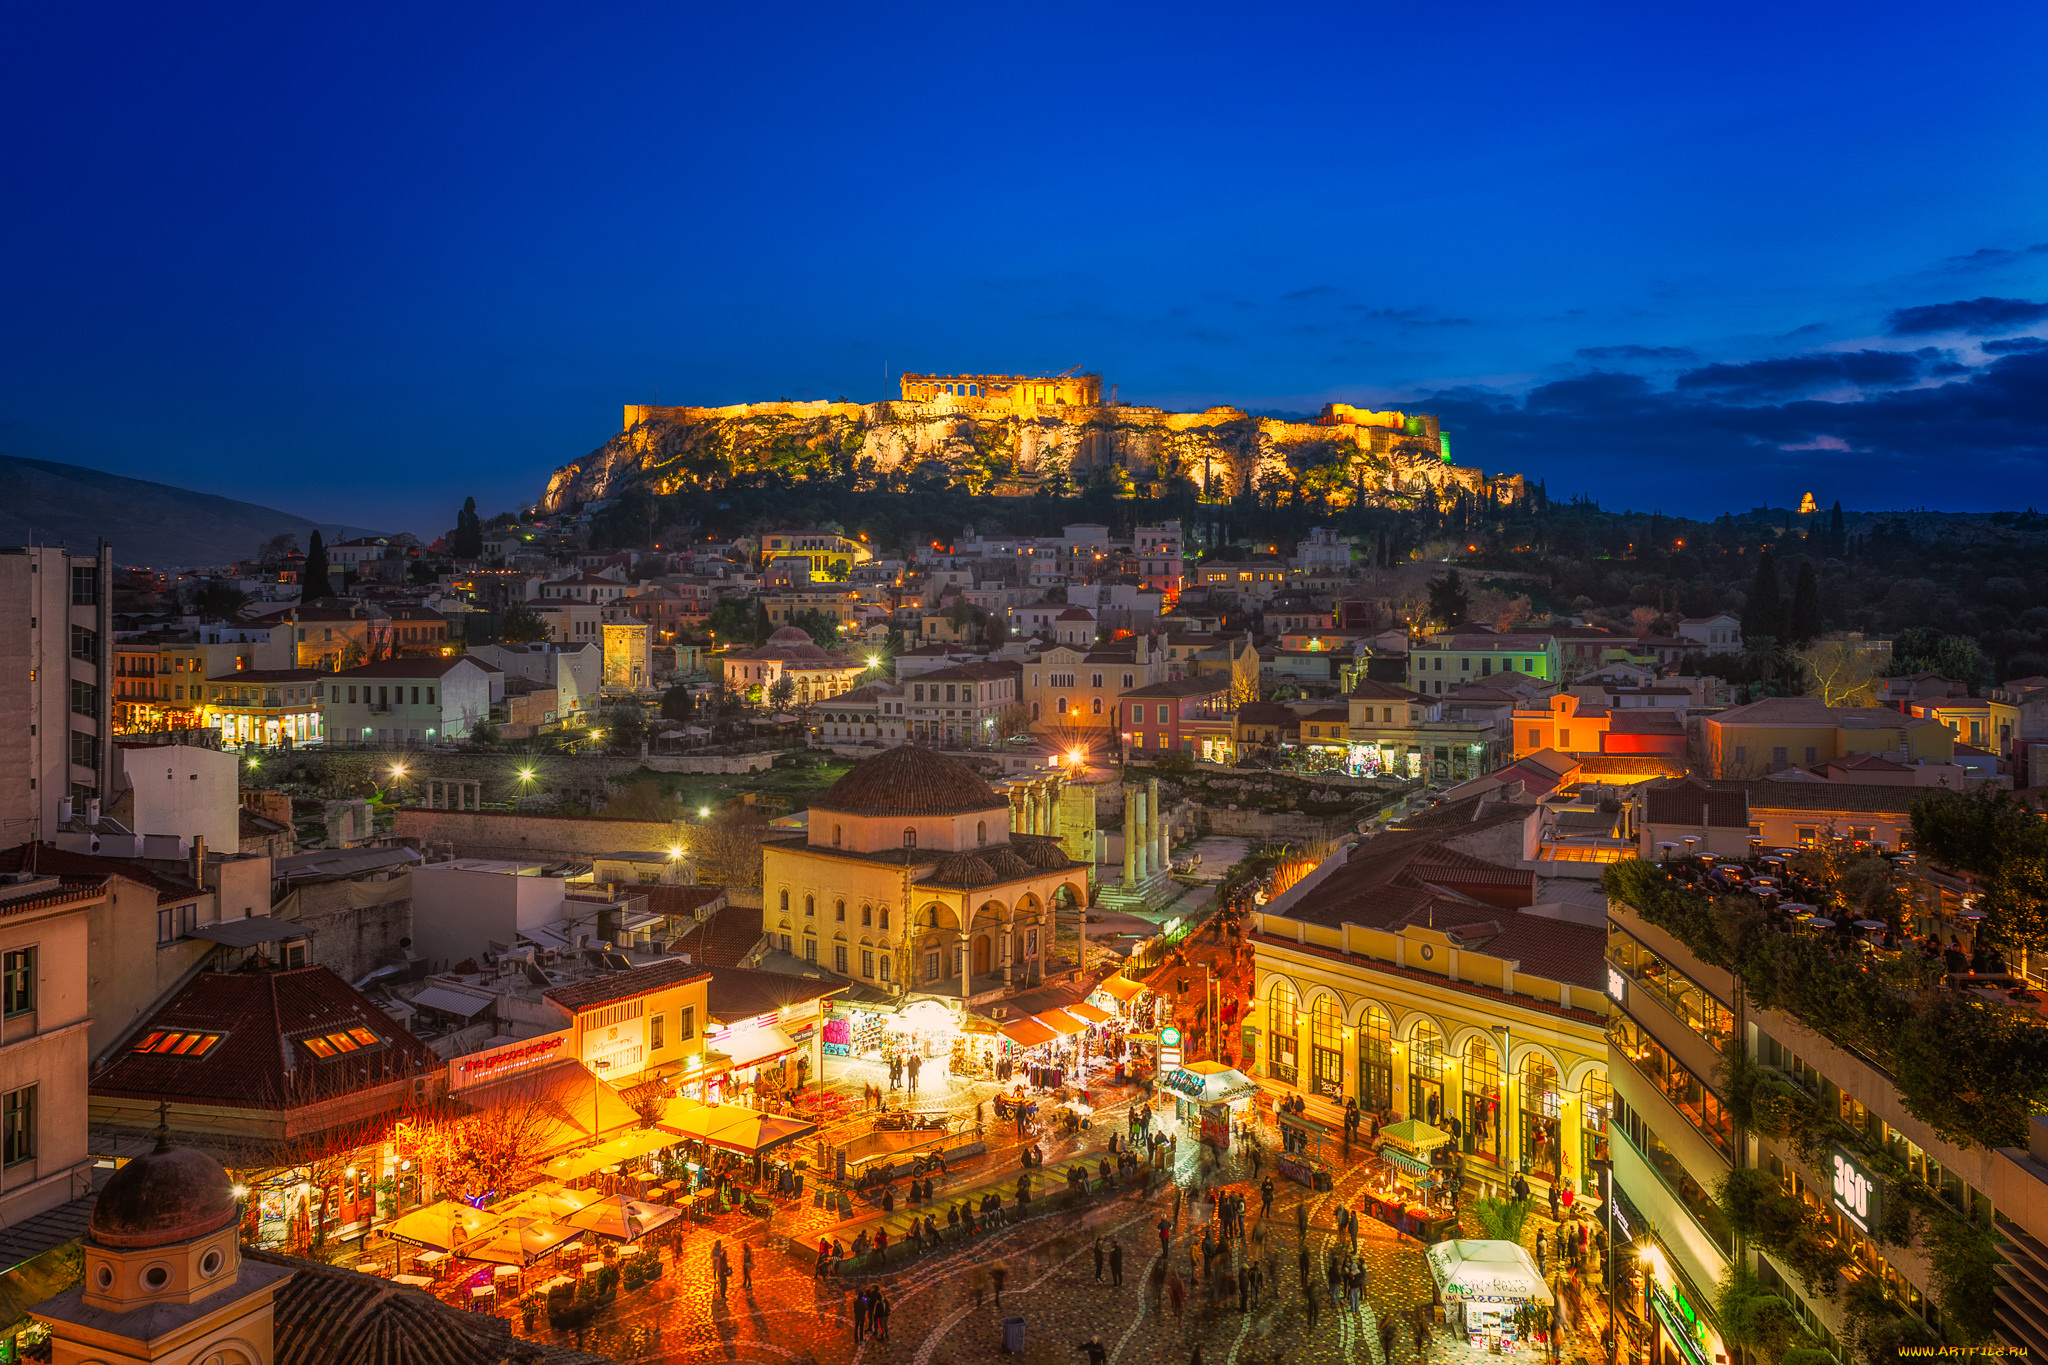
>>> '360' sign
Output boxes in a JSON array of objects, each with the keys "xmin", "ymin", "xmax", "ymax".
[{"xmin": 1829, "ymin": 1147, "xmax": 1881, "ymax": 1233}]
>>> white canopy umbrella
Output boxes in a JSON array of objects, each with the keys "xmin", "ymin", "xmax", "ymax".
[
  {"xmin": 567, "ymin": 1194, "xmax": 681, "ymax": 1242},
  {"xmin": 1424, "ymin": 1240, "xmax": 1553, "ymax": 1304}
]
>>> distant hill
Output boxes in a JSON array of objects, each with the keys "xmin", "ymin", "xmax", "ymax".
[{"xmin": 0, "ymin": 457, "xmax": 380, "ymax": 567}]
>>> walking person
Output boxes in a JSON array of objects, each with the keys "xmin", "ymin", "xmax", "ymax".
[
  {"xmin": 1380, "ymin": 1313, "xmax": 1398, "ymax": 1365},
  {"xmin": 1094, "ymin": 1237, "xmax": 1106, "ymax": 1282},
  {"xmin": 874, "ymin": 1288, "xmax": 892, "ymax": 1342},
  {"xmin": 1168, "ymin": 1268, "xmax": 1187, "ymax": 1327},
  {"xmin": 852, "ymin": 1285, "xmax": 869, "ymax": 1342},
  {"xmin": 1110, "ymin": 1240, "xmax": 1124, "ymax": 1287},
  {"xmin": 992, "ymin": 1261, "xmax": 1009, "ymax": 1309},
  {"xmin": 741, "ymin": 1241, "xmax": 753, "ymax": 1290}
]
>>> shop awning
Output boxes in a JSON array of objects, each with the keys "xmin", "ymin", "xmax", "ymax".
[
  {"xmin": 999, "ymin": 1018, "xmax": 1059, "ymax": 1048},
  {"xmin": 1064, "ymin": 1001, "xmax": 1114, "ymax": 1025},
  {"xmin": 1382, "ymin": 1147, "xmax": 1438, "ymax": 1178},
  {"xmin": 1037, "ymin": 1010, "xmax": 1089, "ymax": 1037},
  {"xmin": 1095, "ymin": 975, "xmax": 1148, "ymax": 1003},
  {"xmin": 723, "ymin": 1025, "xmax": 797, "ymax": 1070},
  {"xmin": 1424, "ymin": 1240, "xmax": 1554, "ymax": 1304}
]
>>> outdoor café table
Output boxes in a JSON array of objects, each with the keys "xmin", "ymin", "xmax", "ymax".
[
  {"xmin": 354, "ymin": 1260, "xmax": 382, "ymax": 1275},
  {"xmin": 642, "ymin": 1187, "xmax": 668, "ymax": 1204},
  {"xmin": 469, "ymin": 1286, "xmax": 495, "ymax": 1312},
  {"xmin": 392, "ymin": 1275, "xmax": 434, "ymax": 1289},
  {"xmin": 493, "ymin": 1266, "xmax": 522, "ymax": 1291},
  {"xmin": 414, "ymin": 1251, "xmax": 448, "ymax": 1274},
  {"xmin": 582, "ymin": 1259, "xmax": 604, "ymax": 1278}
]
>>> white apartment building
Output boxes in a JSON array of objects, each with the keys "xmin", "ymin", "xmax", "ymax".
[{"xmin": 0, "ymin": 544, "xmax": 112, "ymax": 842}]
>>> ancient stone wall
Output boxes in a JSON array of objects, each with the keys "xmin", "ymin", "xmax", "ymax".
[{"xmin": 394, "ymin": 807, "xmax": 686, "ymax": 861}]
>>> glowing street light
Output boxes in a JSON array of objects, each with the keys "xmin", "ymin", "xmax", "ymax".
[{"xmin": 698, "ymin": 806, "xmax": 711, "ymax": 819}]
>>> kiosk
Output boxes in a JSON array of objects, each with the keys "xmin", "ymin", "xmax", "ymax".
[
  {"xmin": 1362, "ymin": 1119, "xmax": 1459, "ymax": 1240},
  {"xmin": 1276, "ymin": 1106, "xmax": 1334, "ymax": 1190},
  {"xmin": 1425, "ymin": 1240, "xmax": 1554, "ymax": 1355},
  {"xmin": 1160, "ymin": 1061, "xmax": 1258, "ymax": 1152}
]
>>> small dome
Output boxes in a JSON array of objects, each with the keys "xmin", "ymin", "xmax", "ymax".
[
  {"xmin": 765, "ymin": 626, "xmax": 817, "ymax": 647},
  {"xmin": 91, "ymin": 1145, "xmax": 239, "ymax": 1249},
  {"xmin": 813, "ymin": 745, "xmax": 1007, "ymax": 818}
]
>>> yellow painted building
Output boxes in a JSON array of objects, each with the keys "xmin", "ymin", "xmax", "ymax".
[
  {"xmin": 1251, "ymin": 836, "xmax": 1611, "ymax": 1194},
  {"xmin": 545, "ymin": 959, "xmax": 711, "ymax": 1087},
  {"xmin": 758, "ymin": 747, "xmax": 1086, "ymax": 1002},
  {"xmin": 1699, "ymin": 697, "xmax": 1954, "ymax": 778}
]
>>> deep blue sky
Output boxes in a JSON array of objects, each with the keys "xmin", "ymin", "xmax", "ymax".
[{"xmin": 6, "ymin": 0, "xmax": 2047, "ymax": 537}]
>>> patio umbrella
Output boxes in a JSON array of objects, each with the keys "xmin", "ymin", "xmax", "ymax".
[
  {"xmin": 500, "ymin": 1184, "xmax": 596, "ymax": 1221},
  {"xmin": 1424, "ymin": 1240, "xmax": 1553, "ymax": 1304},
  {"xmin": 1810, "ymin": 918, "xmax": 1837, "ymax": 928},
  {"xmin": 386, "ymin": 1200, "xmax": 502, "ymax": 1254},
  {"xmin": 1854, "ymin": 920, "xmax": 1888, "ymax": 931},
  {"xmin": 567, "ymin": 1194, "xmax": 681, "ymax": 1242},
  {"xmin": 700, "ymin": 1110, "xmax": 816, "ymax": 1155},
  {"xmin": 463, "ymin": 1216, "xmax": 581, "ymax": 1266}
]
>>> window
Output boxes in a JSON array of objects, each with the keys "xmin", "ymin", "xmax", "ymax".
[
  {"xmin": 1310, "ymin": 996, "xmax": 1344, "ymax": 1098},
  {"xmin": 2, "ymin": 949, "xmax": 33, "ymax": 1017},
  {"xmin": 1357, "ymin": 1005, "xmax": 1392, "ymax": 1111},
  {"xmin": 879, "ymin": 908, "xmax": 890, "ymax": 931},
  {"xmin": 1463, "ymin": 1039, "xmax": 1502, "ymax": 1159},
  {"xmin": 156, "ymin": 902, "xmax": 197, "ymax": 944},
  {"xmin": 833, "ymin": 824, "xmax": 842, "ymax": 847},
  {"xmin": 924, "ymin": 951, "xmax": 941, "ymax": 982},
  {"xmin": 1122, "ymin": 673, "xmax": 1134, "ymax": 688},
  {"xmin": 651, "ymin": 1013, "xmax": 666, "ymax": 1050},
  {"xmin": 976, "ymin": 821, "xmax": 987, "ymax": 845},
  {"xmin": 70, "ymin": 566, "xmax": 97, "ymax": 606},
  {"xmin": 132, "ymin": 1031, "xmax": 222, "ymax": 1056},
  {"xmin": 879, "ymin": 954, "xmax": 891, "ymax": 982},
  {"xmin": 861, "ymin": 904, "xmax": 872, "ymax": 927},
  {"xmin": 2, "ymin": 1087, "xmax": 32, "ymax": 1166},
  {"xmin": 1268, "ymin": 980, "xmax": 1299, "ymax": 1084},
  {"xmin": 903, "ymin": 828, "xmax": 917, "ymax": 848},
  {"xmin": 834, "ymin": 944, "xmax": 848, "ymax": 974},
  {"xmin": 69, "ymin": 680, "xmax": 98, "ymax": 717},
  {"xmin": 804, "ymin": 938, "xmax": 817, "ymax": 963},
  {"xmin": 69, "ymin": 625, "xmax": 98, "ymax": 663},
  {"xmin": 1091, "ymin": 697, "xmax": 1102, "ymax": 715},
  {"xmin": 835, "ymin": 899, "xmax": 846, "ymax": 921},
  {"xmin": 1796, "ymin": 826, "xmax": 1817, "ymax": 845},
  {"xmin": 1771, "ymin": 746, "xmax": 1788, "ymax": 771},
  {"xmin": 779, "ymin": 890, "xmax": 789, "ymax": 914}
]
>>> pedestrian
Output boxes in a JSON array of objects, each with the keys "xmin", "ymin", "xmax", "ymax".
[
  {"xmin": 853, "ymin": 1286, "xmax": 870, "ymax": 1342},
  {"xmin": 1297, "ymin": 1243, "xmax": 1311, "ymax": 1297},
  {"xmin": 993, "ymin": 1261, "xmax": 1008, "ymax": 1308},
  {"xmin": 1380, "ymin": 1314, "xmax": 1398, "ymax": 1365},
  {"xmin": 1094, "ymin": 1236, "xmax": 1106, "ymax": 1282},
  {"xmin": 1295, "ymin": 1198, "xmax": 1308, "ymax": 1240},
  {"xmin": 1412, "ymin": 1313, "xmax": 1428, "ymax": 1361},
  {"xmin": 1189, "ymin": 1344, "xmax": 1203, "ymax": 1365},
  {"xmin": 1110, "ymin": 1240, "xmax": 1124, "ymax": 1287},
  {"xmin": 972, "ymin": 1266, "xmax": 987, "ymax": 1307},
  {"xmin": 1168, "ymin": 1270, "xmax": 1186, "ymax": 1327},
  {"xmin": 1237, "ymin": 1262, "xmax": 1249, "ymax": 1313},
  {"xmin": 1305, "ymin": 1278, "xmax": 1320, "ymax": 1332},
  {"xmin": 875, "ymin": 1288, "xmax": 892, "ymax": 1341},
  {"xmin": 1157, "ymin": 1216, "xmax": 1172, "ymax": 1254},
  {"xmin": 1079, "ymin": 1341, "xmax": 1108, "ymax": 1365},
  {"xmin": 1548, "ymin": 1181, "xmax": 1560, "ymax": 1225},
  {"xmin": 741, "ymin": 1241, "xmax": 753, "ymax": 1290},
  {"xmin": 1261, "ymin": 1176, "xmax": 1275, "ymax": 1218}
]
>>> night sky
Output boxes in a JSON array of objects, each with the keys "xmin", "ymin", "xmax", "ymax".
[{"xmin": 6, "ymin": 0, "xmax": 2046, "ymax": 536}]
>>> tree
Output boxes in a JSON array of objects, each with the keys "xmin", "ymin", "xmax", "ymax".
[
  {"xmin": 767, "ymin": 676, "xmax": 796, "ymax": 713},
  {"xmin": 1742, "ymin": 550, "xmax": 1782, "ymax": 643},
  {"xmin": 604, "ymin": 778, "xmax": 676, "ymax": 821},
  {"xmin": 1426, "ymin": 568, "xmax": 1469, "ymax": 627},
  {"xmin": 1788, "ymin": 561, "xmax": 1822, "ymax": 644},
  {"xmin": 499, "ymin": 602, "xmax": 551, "ymax": 643},
  {"xmin": 192, "ymin": 581, "xmax": 250, "ymax": 622},
  {"xmin": 659, "ymin": 684, "xmax": 694, "ymax": 722},
  {"xmin": 303, "ymin": 530, "xmax": 332, "ymax": 599},
  {"xmin": 1793, "ymin": 636, "xmax": 1877, "ymax": 707},
  {"xmin": 1888, "ymin": 627, "xmax": 1984, "ymax": 686},
  {"xmin": 451, "ymin": 497, "xmax": 484, "ymax": 559},
  {"xmin": 1913, "ymin": 788, "xmax": 2048, "ymax": 979},
  {"xmin": 600, "ymin": 704, "xmax": 646, "ymax": 751},
  {"xmin": 256, "ymin": 532, "xmax": 299, "ymax": 570}
]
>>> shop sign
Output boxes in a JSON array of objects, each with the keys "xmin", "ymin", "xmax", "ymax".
[
  {"xmin": 1159, "ymin": 1025, "xmax": 1182, "ymax": 1069},
  {"xmin": 1829, "ymin": 1145, "xmax": 1882, "ymax": 1233},
  {"xmin": 1650, "ymin": 1282, "xmax": 1712, "ymax": 1365},
  {"xmin": 453, "ymin": 1032, "xmax": 565, "ymax": 1089},
  {"xmin": 1162, "ymin": 1068, "xmax": 1208, "ymax": 1099},
  {"xmin": 1606, "ymin": 966, "xmax": 1626, "ymax": 1002}
]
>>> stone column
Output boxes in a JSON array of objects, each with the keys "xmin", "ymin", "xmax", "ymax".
[
  {"xmin": 1147, "ymin": 778, "xmax": 1164, "ymax": 878},
  {"xmin": 1123, "ymin": 788, "xmax": 1139, "ymax": 886}
]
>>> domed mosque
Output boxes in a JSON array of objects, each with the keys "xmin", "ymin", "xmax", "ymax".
[
  {"xmin": 762, "ymin": 744, "xmax": 1090, "ymax": 1001},
  {"xmin": 32, "ymin": 1127, "xmax": 612, "ymax": 1365}
]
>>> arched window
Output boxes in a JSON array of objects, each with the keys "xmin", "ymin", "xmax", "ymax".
[
  {"xmin": 1357, "ymin": 1004, "xmax": 1393, "ymax": 1112},
  {"xmin": 1091, "ymin": 697, "xmax": 1102, "ymax": 715},
  {"xmin": 804, "ymin": 895, "xmax": 815, "ymax": 918},
  {"xmin": 1464, "ymin": 1038, "xmax": 1502, "ymax": 1160},
  {"xmin": 903, "ymin": 827, "xmax": 917, "ymax": 848},
  {"xmin": 1268, "ymin": 980, "xmax": 1299, "ymax": 1085},
  {"xmin": 878, "ymin": 907, "xmax": 890, "ymax": 931},
  {"xmin": 1031, "ymin": 701, "xmax": 1040, "ymax": 720},
  {"xmin": 779, "ymin": 890, "xmax": 789, "ymax": 913},
  {"xmin": 1310, "ymin": 996, "xmax": 1344, "ymax": 1099},
  {"xmin": 929, "ymin": 908, "xmax": 940, "ymax": 928},
  {"xmin": 835, "ymin": 899, "xmax": 846, "ymax": 922},
  {"xmin": 1057, "ymin": 697, "xmax": 1069, "ymax": 715},
  {"xmin": 832, "ymin": 823, "xmax": 842, "ymax": 847},
  {"xmin": 977, "ymin": 820, "xmax": 987, "ymax": 845},
  {"xmin": 861, "ymin": 904, "xmax": 872, "ymax": 927}
]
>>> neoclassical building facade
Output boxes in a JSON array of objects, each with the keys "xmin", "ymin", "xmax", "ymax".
[
  {"xmin": 1249, "ymin": 834, "xmax": 1612, "ymax": 1196},
  {"xmin": 761, "ymin": 746, "xmax": 1087, "ymax": 1003}
]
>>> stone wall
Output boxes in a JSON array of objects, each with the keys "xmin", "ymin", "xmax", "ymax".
[
  {"xmin": 246, "ymin": 747, "xmax": 786, "ymax": 805},
  {"xmin": 394, "ymin": 808, "xmax": 687, "ymax": 861}
]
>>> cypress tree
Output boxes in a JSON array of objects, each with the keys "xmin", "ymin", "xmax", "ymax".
[
  {"xmin": 303, "ymin": 530, "xmax": 331, "ymax": 600},
  {"xmin": 1743, "ymin": 549, "xmax": 1782, "ymax": 643},
  {"xmin": 1789, "ymin": 561, "xmax": 1823, "ymax": 644},
  {"xmin": 1828, "ymin": 499, "xmax": 1846, "ymax": 556},
  {"xmin": 452, "ymin": 496, "xmax": 484, "ymax": 558}
]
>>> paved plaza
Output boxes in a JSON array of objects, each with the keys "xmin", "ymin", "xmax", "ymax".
[{"xmin": 526, "ymin": 1075, "xmax": 1613, "ymax": 1365}]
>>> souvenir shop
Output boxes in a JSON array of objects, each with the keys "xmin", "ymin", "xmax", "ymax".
[
  {"xmin": 1425, "ymin": 1239, "xmax": 1555, "ymax": 1355},
  {"xmin": 823, "ymin": 999, "xmax": 963, "ymax": 1071},
  {"xmin": 1360, "ymin": 1118, "xmax": 1459, "ymax": 1241}
]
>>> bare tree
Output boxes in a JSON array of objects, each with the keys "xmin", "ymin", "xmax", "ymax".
[{"xmin": 1794, "ymin": 636, "xmax": 1879, "ymax": 708}]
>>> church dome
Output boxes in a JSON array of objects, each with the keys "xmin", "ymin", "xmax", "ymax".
[
  {"xmin": 813, "ymin": 745, "xmax": 1008, "ymax": 818},
  {"xmin": 765, "ymin": 626, "xmax": 818, "ymax": 647},
  {"xmin": 90, "ymin": 1144, "xmax": 239, "ymax": 1250}
]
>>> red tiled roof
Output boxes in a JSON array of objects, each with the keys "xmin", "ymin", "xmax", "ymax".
[
  {"xmin": 91, "ymin": 968, "xmax": 441, "ymax": 1109},
  {"xmin": 1274, "ymin": 835, "xmax": 1537, "ymax": 934},
  {"xmin": 669, "ymin": 904, "xmax": 763, "ymax": 968},
  {"xmin": 1642, "ymin": 778, "xmax": 1749, "ymax": 828},
  {"xmin": 811, "ymin": 745, "xmax": 1006, "ymax": 818},
  {"xmin": 544, "ymin": 958, "xmax": 711, "ymax": 1013}
]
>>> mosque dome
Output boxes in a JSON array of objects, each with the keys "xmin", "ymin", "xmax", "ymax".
[
  {"xmin": 90, "ymin": 1144, "xmax": 240, "ymax": 1250},
  {"xmin": 812, "ymin": 745, "xmax": 1007, "ymax": 818}
]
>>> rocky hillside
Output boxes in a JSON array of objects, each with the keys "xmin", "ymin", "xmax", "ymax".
[
  {"xmin": 539, "ymin": 399, "xmax": 1521, "ymax": 511},
  {"xmin": 0, "ymin": 456, "xmax": 378, "ymax": 567}
]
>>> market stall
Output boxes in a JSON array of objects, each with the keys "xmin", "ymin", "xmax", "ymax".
[
  {"xmin": 1425, "ymin": 1239, "xmax": 1555, "ymax": 1354},
  {"xmin": 1361, "ymin": 1119, "xmax": 1459, "ymax": 1240},
  {"xmin": 1160, "ymin": 1061, "xmax": 1258, "ymax": 1155}
]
